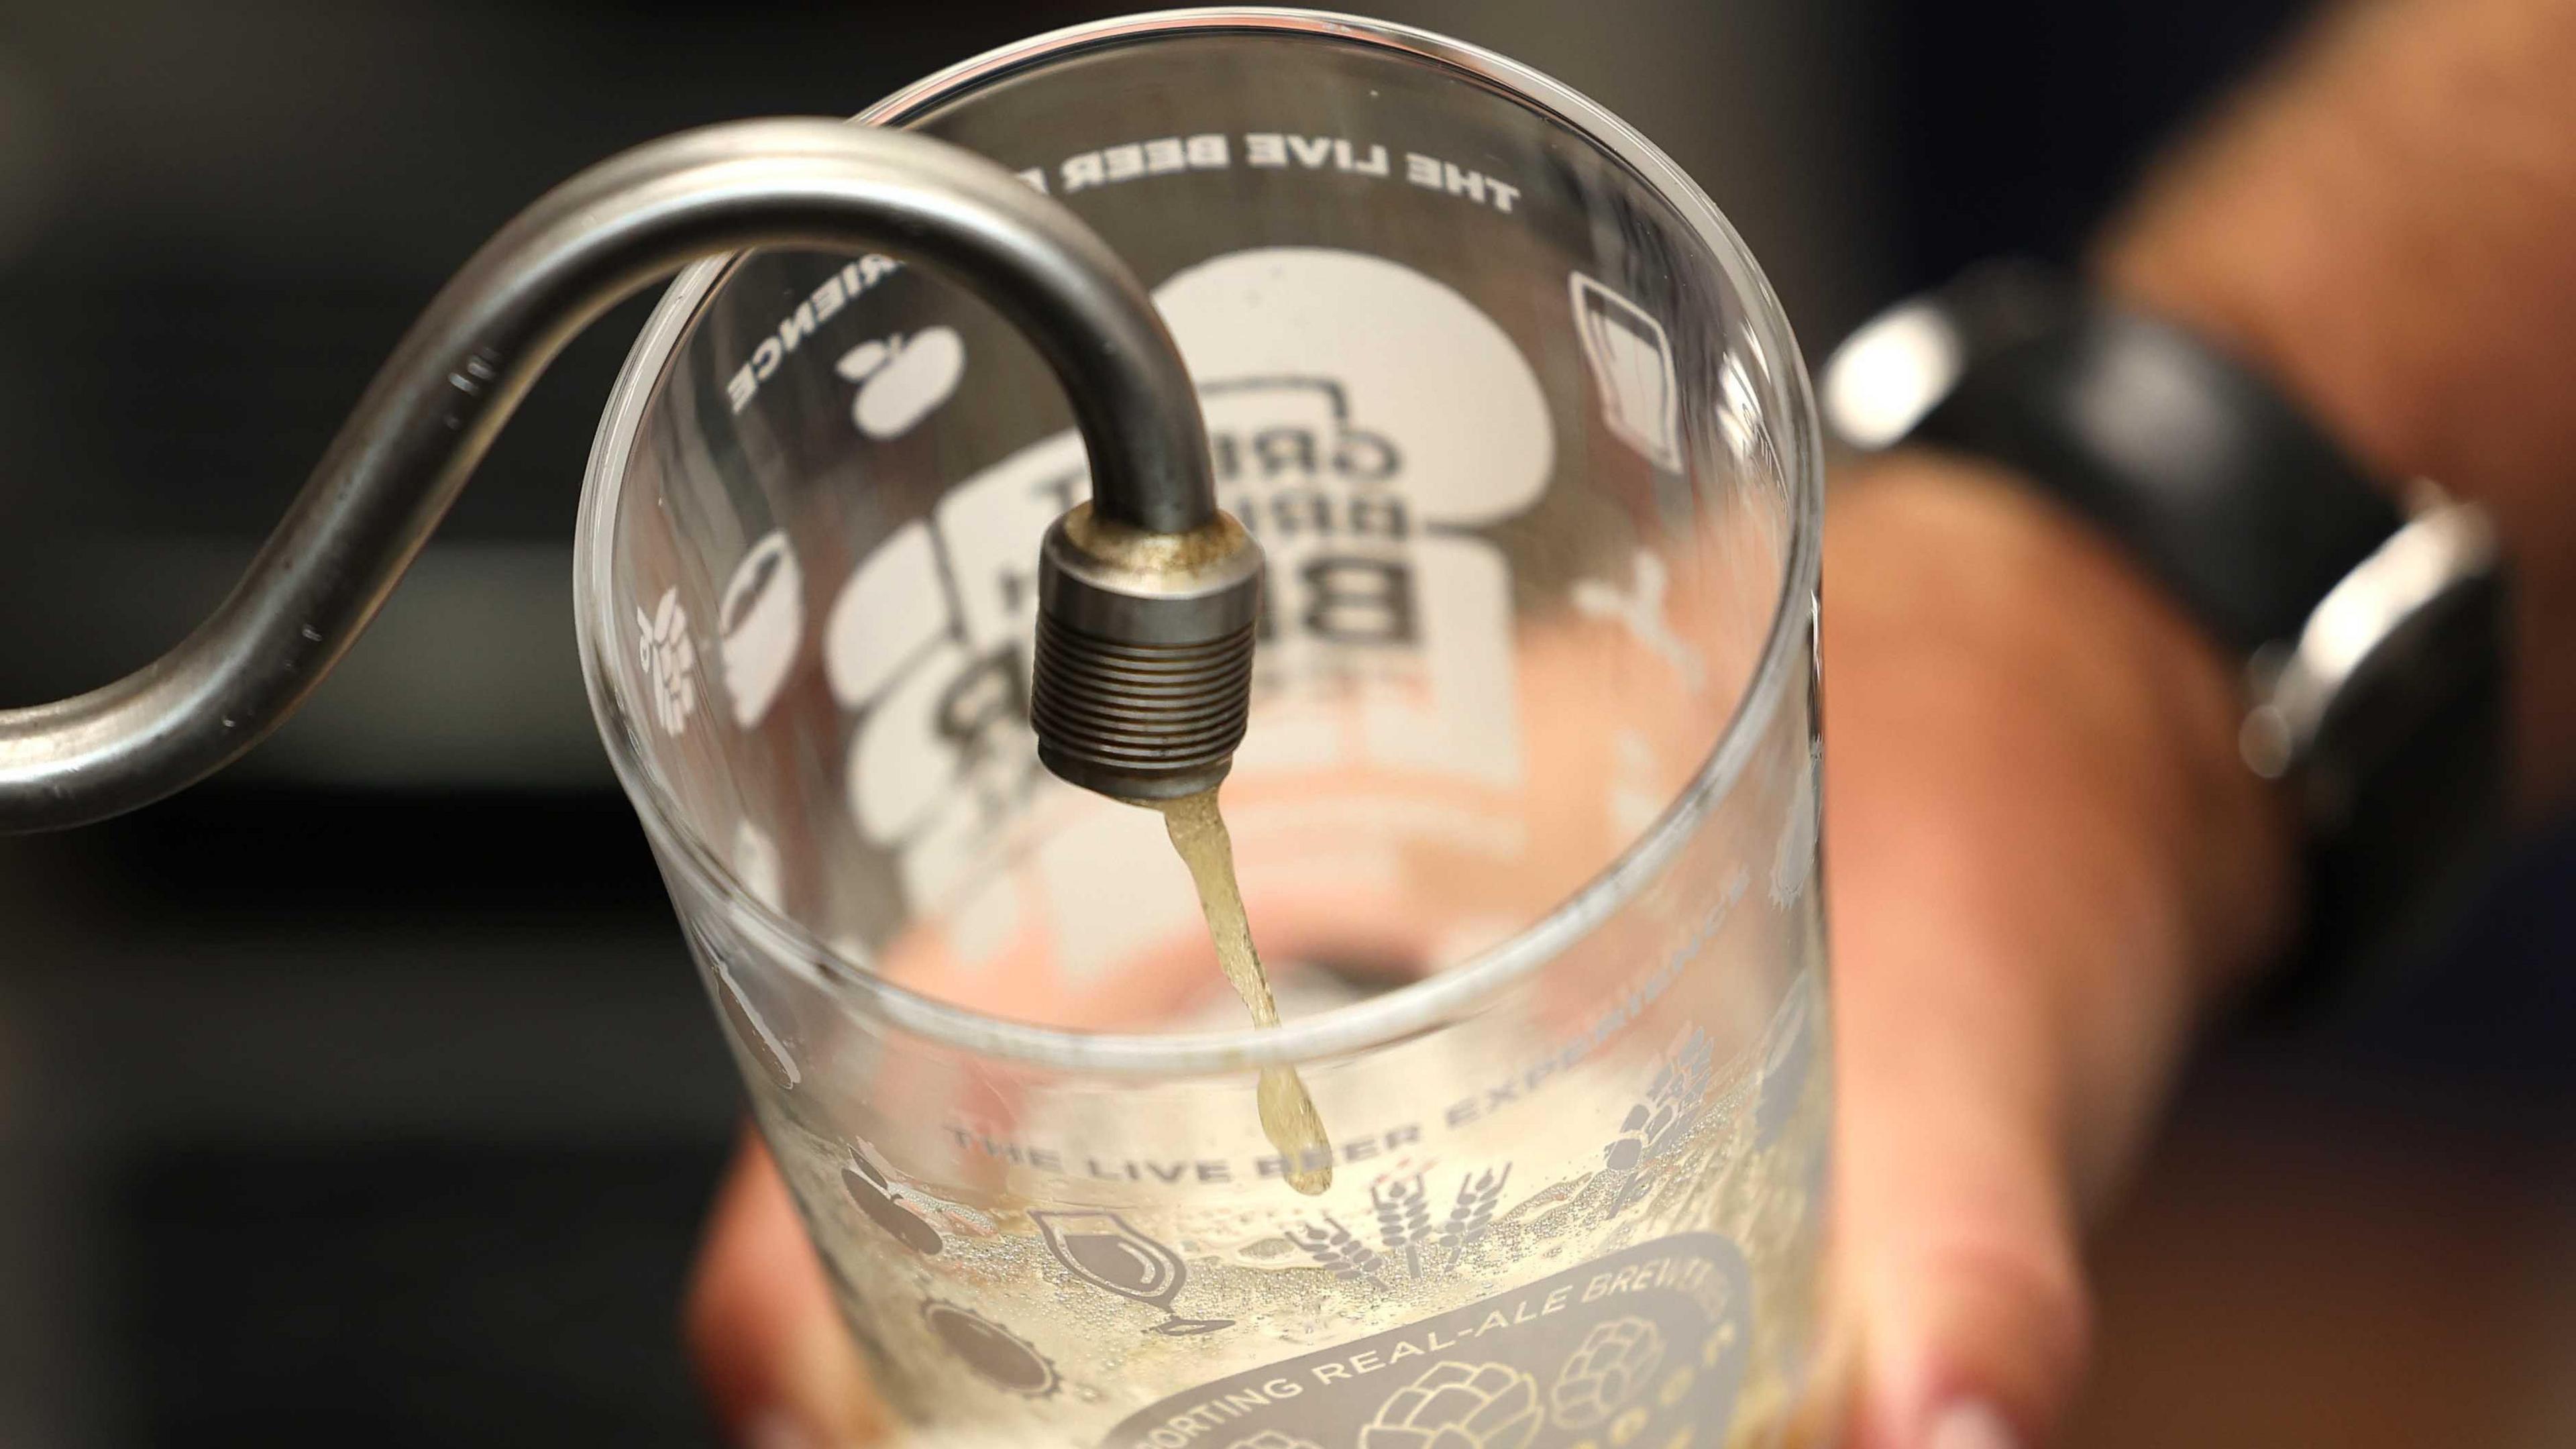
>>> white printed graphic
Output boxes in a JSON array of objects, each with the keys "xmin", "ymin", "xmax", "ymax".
[
  {"xmin": 818, "ymin": 248, "xmax": 1553, "ymax": 920},
  {"xmin": 717, "ymin": 531, "xmax": 802, "ymax": 728},
  {"xmin": 1571, "ymin": 273, "xmax": 1683, "ymax": 472},
  {"xmin": 836, "ymin": 325, "xmax": 965, "ymax": 439},
  {"xmin": 1167, "ymin": 248, "xmax": 1548, "ymax": 790},
  {"xmin": 1356, "ymin": 537, "xmax": 1521, "ymax": 789},
  {"xmin": 843, "ymin": 1152, "xmax": 945, "ymax": 1256},
  {"xmin": 1571, "ymin": 549, "xmax": 1705, "ymax": 693},
  {"xmin": 707, "ymin": 950, "xmax": 799, "ymax": 1089},
  {"xmin": 1097, "ymin": 1234, "xmax": 1752, "ymax": 1449},
  {"xmin": 1171, "ymin": 248, "xmax": 1551, "ymax": 524},
  {"xmin": 921, "ymin": 1301, "xmax": 1057, "ymax": 1396},
  {"xmin": 849, "ymin": 640, "xmax": 1018, "ymax": 845},
  {"xmin": 1609, "ymin": 730, "xmax": 1666, "ymax": 839},
  {"xmin": 635, "ymin": 586, "xmax": 698, "ymax": 736},
  {"xmin": 1552, "ymin": 1318, "xmax": 1667, "ymax": 1429},
  {"xmin": 1226, "ymin": 1434, "xmax": 1322, "ymax": 1449},
  {"xmin": 1770, "ymin": 737, "xmax": 1820, "ymax": 908},
  {"xmin": 932, "ymin": 437, "xmax": 1083, "ymax": 659},
  {"xmin": 731, "ymin": 818, "xmax": 784, "ymax": 911},
  {"xmin": 824, "ymin": 521, "xmax": 945, "ymax": 708},
  {"xmin": 1362, "ymin": 1361, "xmax": 1542, "ymax": 1449},
  {"xmin": 725, "ymin": 254, "xmax": 905, "ymax": 413}
]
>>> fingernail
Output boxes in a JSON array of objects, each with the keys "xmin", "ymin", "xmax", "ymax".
[
  {"xmin": 746, "ymin": 1410, "xmax": 820, "ymax": 1449},
  {"xmin": 1924, "ymin": 1399, "xmax": 2019, "ymax": 1449}
]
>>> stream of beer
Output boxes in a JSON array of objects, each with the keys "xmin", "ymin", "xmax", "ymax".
[{"xmin": 1145, "ymin": 788, "xmax": 1334, "ymax": 1196}]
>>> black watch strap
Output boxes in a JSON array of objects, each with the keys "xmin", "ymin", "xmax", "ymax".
[
  {"xmin": 1821, "ymin": 264, "xmax": 2509, "ymax": 1013},
  {"xmin": 1908, "ymin": 270, "xmax": 2404, "ymax": 655}
]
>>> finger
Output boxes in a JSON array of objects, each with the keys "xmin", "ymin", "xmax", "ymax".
[
  {"xmin": 1822, "ymin": 464, "xmax": 2288, "ymax": 1448},
  {"xmin": 686, "ymin": 1132, "xmax": 884, "ymax": 1448},
  {"xmin": 1831, "ymin": 847, "xmax": 2104, "ymax": 1449}
]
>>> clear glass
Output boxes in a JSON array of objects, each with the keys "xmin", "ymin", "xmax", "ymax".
[{"xmin": 576, "ymin": 11, "xmax": 1829, "ymax": 1448}]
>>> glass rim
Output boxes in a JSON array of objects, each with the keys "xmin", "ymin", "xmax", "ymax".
[{"xmin": 574, "ymin": 5, "xmax": 1825, "ymax": 1077}]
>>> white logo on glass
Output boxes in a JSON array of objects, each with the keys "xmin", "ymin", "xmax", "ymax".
[
  {"xmin": 817, "ymin": 249, "xmax": 1555, "ymax": 965},
  {"xmin": 1609, "ymin": 730, "xmax": 1665, "ymax": 841},
  {"xmin": 836, "ymin": 325, "xmax": 966, "ymax": 439},
  {"xmin": 1571, "ymin": 548, "xmax": 1704, "ymax": 693},
  {"xmin": 635, "ymin": 586, "xmax": 698, "ymax": 736},
  {"xmin": 718, "ymin": 531, "xmax": 802, "ymax": 729},
  {"xmin": 1551, "ymin": 1317, "xmax": 1666, "ymax": 1429},
  {"xmin": 1225, "ymin": 1434, "xmax": 1321, "ymax": 1449},
  {"xmin": 1363, "ymin": 1361, "xmax": 1542, "ymax": 1449},
  {"xmin": 731, "ymin": 818, "xmax": 784, "ymax": 911},
  {"xmin": 1570, "ymin": 272, "xmax": 1682, "ymax": 472}
]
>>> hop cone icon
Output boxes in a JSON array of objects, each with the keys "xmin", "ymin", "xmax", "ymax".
[
  {"xmin": 1550, "ymin": 1318, "xmax": 1667, "ymax": 1430},
  {"xmin": 1226, "ymin": 1434, "xmax": 1322, "ymax": 1449},
  {"xmin": 1360, "ymin": 1362, "xmax": 1542, "ymax": 1449}
]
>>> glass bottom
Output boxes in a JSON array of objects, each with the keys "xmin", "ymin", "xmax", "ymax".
[{"xmin": 749, "ymin": 969, "xmax": 1833, "ymax": 1449}]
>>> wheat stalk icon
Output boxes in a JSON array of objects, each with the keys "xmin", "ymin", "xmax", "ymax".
[
  {"xmin": 1285, "ymin": 1216, "xmax": 1385, "ymax": 1281},
  {"xmin": 1373, "ymin": 1176, "xmax": 1433, "ymax": 1278},
  {"xmin": 1437, "ymin": 1167, "xmax": 1511, "ymax": 1256}
]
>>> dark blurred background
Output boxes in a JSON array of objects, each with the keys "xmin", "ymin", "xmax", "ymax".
[{"xmin": 1, "ymin": 3, "xmax": 2569, "ymax": 1445}]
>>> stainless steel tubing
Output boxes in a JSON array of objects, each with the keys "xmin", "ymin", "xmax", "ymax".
[{"xmin": 0, "ymin": 117, "xmax": 1256, "ymax": 832}]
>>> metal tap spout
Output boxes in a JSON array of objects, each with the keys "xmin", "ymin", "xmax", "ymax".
[{"xmin": 0, "ymin": 117, "xmax": 1258, "ymax": 833}]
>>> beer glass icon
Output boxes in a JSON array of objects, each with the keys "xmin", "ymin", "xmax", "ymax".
[
  {"xmin": 1032, "ymin": 1210, "xmax": 1234, "ymax": 1336},
  {"xmin": 1571, "ymin": 273, "xmax": 1684, "ymax": 472}
]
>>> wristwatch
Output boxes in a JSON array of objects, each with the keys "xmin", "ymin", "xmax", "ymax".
[{"xmin": 1818, "ymin": 262, "xmax": 2509, "ymax": 1014}]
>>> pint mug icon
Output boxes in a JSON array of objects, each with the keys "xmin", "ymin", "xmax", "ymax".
[{"xmin": 1572, "ymin": 272, "xmax": 1685, "ymax": 472}]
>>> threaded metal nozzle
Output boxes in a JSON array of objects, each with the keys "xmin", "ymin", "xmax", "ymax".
[{"xmin": 1029, "ymin": 504, "xmax": 1263, "ymax": 800}]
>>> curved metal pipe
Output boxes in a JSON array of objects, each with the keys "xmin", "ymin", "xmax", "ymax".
[{"xmin": 0, "ymin": 118, "xmax": 1216, "ymax": 833}]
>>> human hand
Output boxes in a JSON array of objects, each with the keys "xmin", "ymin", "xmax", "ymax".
[
  {"xmin": 685, "ymin": 0, "xmax": 2576, "ymax": 1431},
  {"xmin": 681, "ymin": 454, "xmax": 2292, "ymax": 1449}
]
